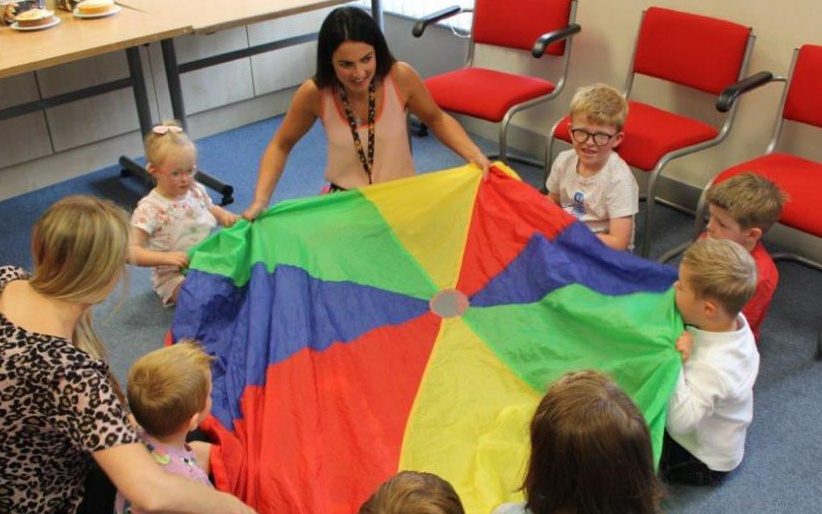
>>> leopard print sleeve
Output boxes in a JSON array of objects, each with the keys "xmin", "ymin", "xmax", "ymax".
[{"xmin": 47, "ymin": 348, "xmax": 138, "ymax": 453}]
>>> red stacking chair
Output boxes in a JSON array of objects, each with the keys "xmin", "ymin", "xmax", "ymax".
[
  {"xmin": 686, "ymin": 45, "xmax": 822, "ymax": 359},
  {"xmin": 546, "ymin": 7, "xmax": 768, "ymax": 257},
  {"xmin": 412, "ymin": 0, "xmax": 581, "ymax": 168}
]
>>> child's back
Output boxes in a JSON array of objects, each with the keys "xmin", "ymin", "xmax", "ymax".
[
  {"xmin": 115, "ymin": 342, "xmax": 215, "ymax": 514},
  {"xmin": 494, "ymin": 370, "xmax": 661, "ymax": 514}
]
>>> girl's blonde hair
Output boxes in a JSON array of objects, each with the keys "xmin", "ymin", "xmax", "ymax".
[
  {"xmin": 30, "ymin": 195, "xmax": 130, "ymax": 400},
  {"xmin": 143, "ymin": 119, "xmax": 195, "ymax": 167}
]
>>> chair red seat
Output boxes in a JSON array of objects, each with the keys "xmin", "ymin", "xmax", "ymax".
[
  {"xmin": 713, "ymin": 153, "xmax": 822, "ymax": 237},
  {"xmin": 552, "ymin": 101, "xmax": 719, "ymax": 171},
  {"xmin": 426, "ymin": 68, "xmax": 557, "ymax": 122}
]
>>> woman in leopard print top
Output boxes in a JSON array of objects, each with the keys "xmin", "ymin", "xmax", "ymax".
[{"xmin": 0, "ymin": 196, "xmax": 254, "ymax": 514}]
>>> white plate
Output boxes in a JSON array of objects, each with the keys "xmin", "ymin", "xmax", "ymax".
[
  {"xmin": 10, "ymin": 16, "xmax": 61, "ymax": 31},
  {"xmin": 72, "ymin": 5, "xmax": 121, "ymax": 19}
]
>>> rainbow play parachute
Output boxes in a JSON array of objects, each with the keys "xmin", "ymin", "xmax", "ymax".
[{"xmin": 171, "ymin": 164, "xmax": 683, "ymax": 514}]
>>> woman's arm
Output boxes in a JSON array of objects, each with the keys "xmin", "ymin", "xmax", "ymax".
[
  {"xmin": 95, "ymin": 443, "xmax": 255, "ymax": 514},
  {"xmin": 129, "ymin": 227, "xmax": 189, "ymax": 269},
  {"xmin": 394, "ymin": 62, "xmax": 490, "ymax": 176},
  {"xmin": 243, "ymin": 80, "xmax": 322, "ymax": 220}
]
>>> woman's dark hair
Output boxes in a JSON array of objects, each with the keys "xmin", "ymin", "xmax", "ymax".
[
  {"xmin": 523, "ymin": 370, "xmax": 664, "ymax": 514},
  {"xmin": 314, "ymin": 6, "xmax": 396, "ymax": 88}
]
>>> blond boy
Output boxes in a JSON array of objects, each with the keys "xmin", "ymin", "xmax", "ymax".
[
  {"xmin": 115, "ymin": 341, "xmax": 215, "ymax": 513},
  {"xmin": 662, "ymin": 238, "xmax": 759, "ymax": 485},
  {"xmin": 546, "ymin": 84, "xmax": 638, "ymax": 251},
  {"xmin": 705, "ymin": 172, "xmax": 787, "ymax": 339}
]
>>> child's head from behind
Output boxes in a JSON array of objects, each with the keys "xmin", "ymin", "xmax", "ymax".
[
  {"xmin": 568, "ymin": 84, "xmax": 628, "ymax": 173},
  {"xmin": 676, "ymin": 238, "xmax": 757, "ymax": 327},
  {"xmin": 524, "ymin": 370, "xmax": 661, "ymax": 514},
  {"xmin": 127, "ymin": 340, "xmax": 214, "ymax": 438},
  {"xmin": 144, "ymin": 120, "xmax": 197, "ymax": 198},
  {"xmin": 358, "ymin": 471, "xmax": 465, "ymax": 514},
  {"xmin": 706, "ymin": 173, "xmax": 786, "ymax": 250}
]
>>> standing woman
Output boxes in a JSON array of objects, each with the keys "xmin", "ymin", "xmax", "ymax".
[
  {"xmin": 243, "ymin": 6, "xmax": 490, "ymax": 219},
  {"xmin": 0, "ymin": 196, "xmax": 254, "ymax": 514}
]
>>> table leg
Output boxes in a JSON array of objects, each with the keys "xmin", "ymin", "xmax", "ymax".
[{"xmin": 161, "ymin": 39, "xmax": 187, "ymax": 128}]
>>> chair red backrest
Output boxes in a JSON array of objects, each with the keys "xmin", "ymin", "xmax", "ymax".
[
  {"xmin": 783, "ymin": 44, "xmax": 822, "ymax": 128},
  {"xmin": 473, "ymin": 0, "xmax": 572, "ymax": 56},
  {"xmin": 632, "ymin": 7, "xmax": 750, "ymax": 95}
]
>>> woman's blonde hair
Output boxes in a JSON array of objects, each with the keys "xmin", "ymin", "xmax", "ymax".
[
  {"xmin": 30, "ymin": 195, "xmax": 130, "ymax": 360},
  {"xmin": 143, "ymin": 119, "xmax": 195, "ymax": 168},
  {"xmin": 127, "ymin": 340, "xmax": 214, "ymax": 437},
  {"xmin": 30, "ymin": 195, "xmax": 130, "ymax": 400}
]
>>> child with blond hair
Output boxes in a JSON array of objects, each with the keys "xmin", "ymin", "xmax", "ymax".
[
  {"xmin": 359, "ymin": 471, "xmax": 465, "ymax": 514},
  {"xmin": 704, "ymin": 172, "xmax": 787, "ymax": 339},
  {"xmin": 130, "ymin": 120, "xmax": 239, "ymax": 306},
  {"xmin": 115, "ymin": 341, "xmax": 216, "ymax": 513},
  {"xmin": 546, "ymin": 84, "xmax": 639, "ymax": 251},
  {"xmin": 494, "ymin": 370, "xmax": 662, "ymax": 514},
  {"xmin": 664, "ymin": 238, "xmax": 759, "ymax": 485}
]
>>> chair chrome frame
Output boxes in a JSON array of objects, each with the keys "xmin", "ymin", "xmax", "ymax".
[
  {"xmin": 546, "ymin": 8, "xmax": 757, "ymax": 257},
  {"xmin": 414, "ymin": 0, "xmax": 581, "ymax": 168}
]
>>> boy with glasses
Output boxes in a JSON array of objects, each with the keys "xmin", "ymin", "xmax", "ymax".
[{"xmin": 546, "ymin": 84, "xmax": 638, "ymax": 251}]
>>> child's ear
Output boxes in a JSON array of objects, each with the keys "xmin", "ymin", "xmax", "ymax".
[
  {"xmin": 611, "ymin": 131, "xmax": 625, "ymax": 149},
  {"xmin": 703, "ymin": 298, "xmax": 718, "ymax": 319},
  {"xmin": 146, "ymin": 163, "xmax": 157, "ymax": 175},
  {"xmin": 187, "ymin": 411, "xmax": 201, "ymax": 433},
  {"xmin": 744, "ymin": 226, "xmax": 763, "ymax": 243}
]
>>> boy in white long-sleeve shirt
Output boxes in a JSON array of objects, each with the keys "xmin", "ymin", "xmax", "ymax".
[{"xmin": 662, "ymin": 238, "xmax": 759, "ymax": 485}]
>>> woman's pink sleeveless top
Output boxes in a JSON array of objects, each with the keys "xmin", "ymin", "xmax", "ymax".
[{"xmin": 320, "ymin": 69, "xmax": 415, "ymax": 189}]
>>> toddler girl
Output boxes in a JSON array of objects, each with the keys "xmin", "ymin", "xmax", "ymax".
[{"xmin": 130, "ymin": 121, "xmax": 238, "ymax": 306}]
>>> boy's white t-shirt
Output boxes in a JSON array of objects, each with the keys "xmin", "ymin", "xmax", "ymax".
[
  {"xmin": 546, "ymin": 149, "xmax": 639, "ymax": 244},
  {"xmin": 666, "ymin": 314, "xmax": 760, "ymax": 472}
]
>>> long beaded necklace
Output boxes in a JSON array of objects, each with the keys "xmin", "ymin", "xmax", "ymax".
[{"xmin": 338, "ymin": 79, "xmax": 376, "ymax": 184}]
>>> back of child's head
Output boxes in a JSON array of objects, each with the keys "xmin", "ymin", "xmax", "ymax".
[
  {"xmin": 144, "ymin": 119, "xmax": 195, "ymax": 167},
  {"xmin": 569, "ymin": 83, "xmax": 628, "ymax": 130},
  {"xmin": 358, "ymin": 471, "xmax": 465, "ymax": 514},
  {"xmin": 707, "ymin": 173, "xmax": 787, "ymax": 233},
  {"xmin": 127, "ymin": 340, "xmax": 213, "ymax": 438},
  {"xmin": 523, "ymin": 370, "xmax": 661, "ymax": 514},
  {"xmin": 682, "ymin": 238, "xmax": 757, "ymax": 317}
]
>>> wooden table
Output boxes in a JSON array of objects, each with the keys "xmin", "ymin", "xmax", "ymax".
[
  {"xmin": 118, "ymin": 0, "xmax": 357, "ymax": 35},
  {"xmin": 0, "ymin": 7, "xmax": 190, "ymax": 145},
  {"xmin": 0, "ymin": 7, "xmax": 189, "ymax": 79}
]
